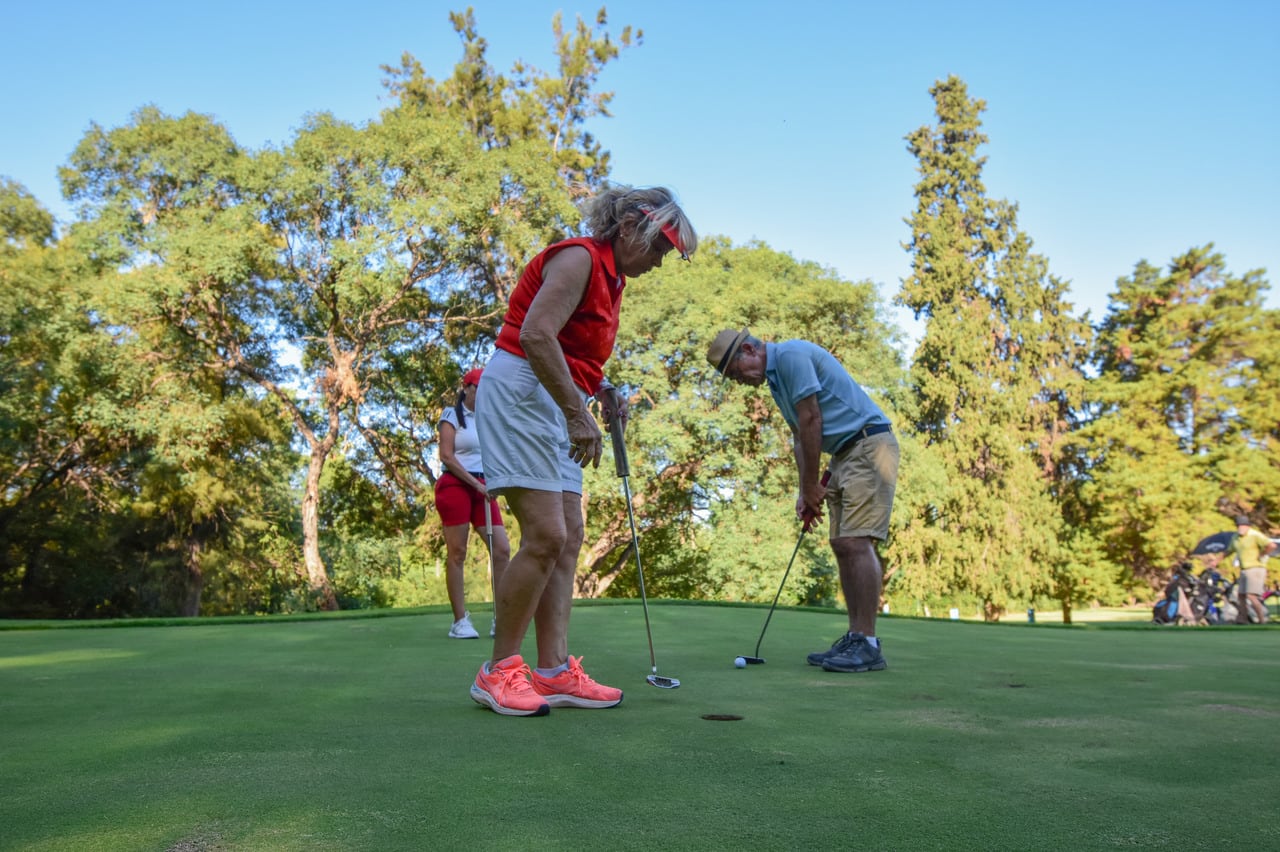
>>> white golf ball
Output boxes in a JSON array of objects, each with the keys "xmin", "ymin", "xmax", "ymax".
[{"xmin": 734, "ymin": 656, "xmax": 746, "ymax": 668}]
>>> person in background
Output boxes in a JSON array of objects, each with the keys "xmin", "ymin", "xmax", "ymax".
[
  {"xmin": 708, "ymin": 328, "xmax": 898, "ymax": 673},
  {"xmin": 471, "ymin": 185, "xmax": 697, "ymax": 716},
  {"xmin": 434, "ymin": 368, "xmax": 509, "ymax": 639},
  {"xmin": 1232, "ymin": 514, "xmax": 1275, "ymax": 625}
]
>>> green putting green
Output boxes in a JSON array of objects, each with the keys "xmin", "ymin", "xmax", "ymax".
[{"xmin": 2, "ymin": 604, "xmax": 1277, "ymax": 850}]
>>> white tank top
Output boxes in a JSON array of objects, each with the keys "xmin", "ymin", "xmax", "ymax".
[{"xmin": 439, "ymin": 405, "xmax": 484, "ymax": 473}]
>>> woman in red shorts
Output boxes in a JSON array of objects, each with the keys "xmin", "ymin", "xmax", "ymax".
[{"xmin": 434, "ymin": 368, "xmax": 509, "ymax": 639}]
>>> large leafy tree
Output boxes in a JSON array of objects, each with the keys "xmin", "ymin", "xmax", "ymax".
[
  {"xmin": 0, "ymin": 180, "xmax": 162, "ymax": 614},
  {"xmin": 0, "ymin": 181, "xmax": 123, "ymax": 522},
  {"xmin": 0, "ymin": 181, "xmax": 111, "ymax": 611},
  {"xmin": 895, "ymin": 76, "xmax": 1086, "ymax": 620},
  {"xmin": 347, "ymin": 6, "xmax": 636, "ymax": 509},
  {"xmin": 0, "ymin": 177, "xmax": 300, "ymax": 617},
  {"xmin": 378, "ymin": 8, "xmax": 637, "ymax": 310},
  {"xmin": 1075, "ymin": 245, "xmax": 1280, "ymax": 586},
  {"xmin": 51, "ymin": 9, "xmax": 635, "ymax": 610}
]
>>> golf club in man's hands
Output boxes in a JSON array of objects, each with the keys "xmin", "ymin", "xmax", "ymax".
[{"xmin": 739, "ymin": 470, "xmax": 832, "ymax": 665}]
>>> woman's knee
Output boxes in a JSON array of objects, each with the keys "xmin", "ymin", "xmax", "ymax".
[
  {"xmin": 518, "ymin": 522, "xmax": 569, "ymax": 562},
  {"xmin": 562, "ymin": 519, "xmax": 584, "ymax": 555},
  {"xmin": 442, "ymin": 525, "xmax": 470, "ymax": 565},
  {"xmin": 558, "ymin": 494, "xmax": 585, "ymax": 551}
]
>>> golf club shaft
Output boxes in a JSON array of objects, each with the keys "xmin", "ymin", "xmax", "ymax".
[
  {"xmin": 610, "ymin": 414, "xmax": 659, "ymax": 674},
  {"xmin": 753, "ymin": 470, "xmax": 832, "ymax": 659},
  {"xmin": 484, "ymin": 496, "xmax": 496, "ymax": 618},
  {"xmin": 754, "ymin": 533, "xmax": 806, "ymax": 658},
  {"xmin": 621, "ymin": 475, "xmax": 658, "ymax": 674}
]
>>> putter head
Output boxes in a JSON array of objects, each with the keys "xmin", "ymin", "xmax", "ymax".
[
  {"xmin": 740, "ymin": 656, "xmax": 766, "ymax": 665},
  {"xmin": 646, "ymin": 674, "xmax": 680, "ymax": 689}
]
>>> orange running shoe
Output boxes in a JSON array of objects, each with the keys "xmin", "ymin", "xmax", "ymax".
[
  {"xmin": 470, "ymin": 655, "xmax": 550, "ymax": 717},
  {"xmin": 529, "ymin": 656, "xmax": 624, "ymax": 709}
]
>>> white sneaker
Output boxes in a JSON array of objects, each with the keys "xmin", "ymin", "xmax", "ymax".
[
  {"xmin": 448, "ymin": 612, "xmax": 479, "ymax": 639},
  {"xmin": 490, "ymin": 618, "xmax": 496, "ymax": 637}
]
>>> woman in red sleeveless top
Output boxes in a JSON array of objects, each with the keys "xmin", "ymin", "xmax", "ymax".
[{"xmin": 469, "ymin": 186, "xmax": 697, "ymax": 716}]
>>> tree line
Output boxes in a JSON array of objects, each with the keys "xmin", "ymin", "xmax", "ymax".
[{"xmin": 2, "ymin": 10, "xmax": 1276, "ymax": 621}]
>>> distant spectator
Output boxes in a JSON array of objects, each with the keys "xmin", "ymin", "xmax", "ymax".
[{"xmin": 1232, "ymin": 515, "xmax": 1275, "ymax": 625}]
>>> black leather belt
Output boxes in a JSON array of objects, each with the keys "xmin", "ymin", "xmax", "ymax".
[{"xmin": 833, "ymin": 423, "xmax": 892, "ymax": 456}]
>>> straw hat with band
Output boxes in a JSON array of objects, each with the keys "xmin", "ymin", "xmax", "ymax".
[{"xmin": 706, "ymin": 328, "xmax": 752, "ymax": 375}]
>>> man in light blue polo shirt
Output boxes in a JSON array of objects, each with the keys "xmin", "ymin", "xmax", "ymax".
[{"xmin": 708, "ymin": 327, "xmax": 899, "ymax": 673}]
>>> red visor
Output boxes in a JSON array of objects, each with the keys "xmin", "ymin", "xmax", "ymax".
[
  {"xmin": 643, "ymin": 209, "xmax": 689, "ymax": 261},
  {"xmin": 463, "ymin": 368, "xmax": 483, "ymax": 386}
]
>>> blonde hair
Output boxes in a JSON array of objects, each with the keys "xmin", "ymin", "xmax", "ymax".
[{"xmin": 582, "ymin": 185, "xmax": 698, "ymax": 259}]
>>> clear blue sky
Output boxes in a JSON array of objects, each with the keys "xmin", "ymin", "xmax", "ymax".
[{"xmin": 5, "ymin": 0, "xmax": 1278, "ymax": 333}]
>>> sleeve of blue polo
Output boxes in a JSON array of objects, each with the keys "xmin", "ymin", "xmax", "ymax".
[{"xmin": 773, "ymin": 346, "xmax": 822, "ymax": 404}]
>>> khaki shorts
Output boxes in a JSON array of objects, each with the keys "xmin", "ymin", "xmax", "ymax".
[
  {"xmin": 825, "ymin": 431, "xmax": 899, "ymax": 541},
  {"xmin": 1239, "ymin": 567, "xmax": 1268, "ymax": 596}
]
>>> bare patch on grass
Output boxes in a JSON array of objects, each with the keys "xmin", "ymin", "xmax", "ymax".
[
  {"xmin": 807, "ymin": 678, "xmax": 878, "ymax": 688},
  {"xmin": 1021, "ymin": 717, "xmax": 1092, "ymax": 728},
  {"xmin": 1200, "ymin": 703, "xmax": 1280, "ymax": 717},
  {"xmin": 1078, "ymin": 662, "xmax": 1186, "ymax": 671},
  {"xmin": 898, "ymin": 708, "xmax": 983, "ymax": 732},
  {"xmin": 166, "ymin": 830, "xmax": 226, "ymax": 851},
  {"xmin": 1104, "ymin": 830, "xmax": 1175, "ymax": 846}
]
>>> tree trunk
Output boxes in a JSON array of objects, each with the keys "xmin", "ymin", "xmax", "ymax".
[
  {"xmin": 983, "ymin": 599, "xmax": 1002, "ymax": 622},
  {"xmin": 301, "ymin": 440, "xmax": 339, "ymax": 610},
  {"xmin": 180, "ymin": 537, "xmax": 203, "ymax": 617},
  {"xmin": 575, "ymin": 544, "xmax": 632, "ymax": 598}
]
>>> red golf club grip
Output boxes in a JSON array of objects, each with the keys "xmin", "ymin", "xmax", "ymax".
[{"xmin": 801, "ymin": 470, "xmax": 832, "ymax": 533}]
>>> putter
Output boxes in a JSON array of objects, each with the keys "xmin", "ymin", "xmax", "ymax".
[
  {"xmin": 609, "ymin": 411, "xmax": 680, "ymax": 689},
  {"xmin": 740, "ymin": 470, "xmax": 832, "ymax": 664}
]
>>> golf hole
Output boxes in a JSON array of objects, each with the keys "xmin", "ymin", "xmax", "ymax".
[{"xmin": 700, "ymin": 714, "xmax": 744, "ymax": 722}]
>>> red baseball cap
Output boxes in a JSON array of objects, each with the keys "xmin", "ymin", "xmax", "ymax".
[{"xmin": 463, "ymin": 368, "xmax": 483, "ymax": 386}]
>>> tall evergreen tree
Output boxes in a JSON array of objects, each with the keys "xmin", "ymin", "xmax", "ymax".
[
  {"xmin": 896, "ymin": 76, "xmax": 1086, "ymax": 620},
  {"xmin": 1076, "ymin": 245, "xmax": 1280, "ymax": 585}
]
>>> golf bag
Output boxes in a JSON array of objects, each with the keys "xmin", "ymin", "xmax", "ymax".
[
  {"xmin": 1152, "ymin": 563, "xmax": 1223, "ymax": 625},
  {"xmin": 1152, "ymin": 566, "xmax": 1190, "ymax": 624},
  {"xmin": 1196, "ymin": 569, "xmax": 1230, "ymax": 624}
]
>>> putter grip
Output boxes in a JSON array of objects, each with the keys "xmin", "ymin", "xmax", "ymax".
[
  {"xmin": 801, "ymin": 470, "xmax": 833, "ymax": 533},
  {"xmin": 609, "ymin": 412, "xmax": 629, "ymax": 478}
]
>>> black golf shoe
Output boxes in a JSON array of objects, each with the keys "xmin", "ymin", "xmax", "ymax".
[
  {"xmin": 806, "ymin": 632, "xmax": 862, "ymax": 666},
  {"xmin": 821, "ymin": 634, "xmax": 887, "ymax": 673}
]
